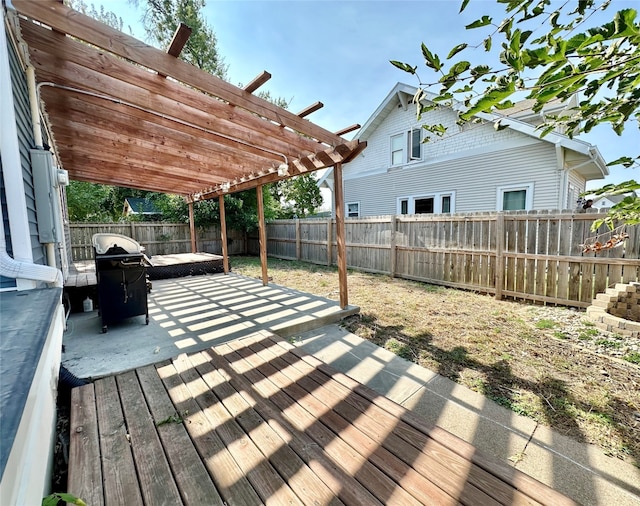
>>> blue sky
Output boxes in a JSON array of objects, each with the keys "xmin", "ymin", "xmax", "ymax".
[{"xmin": 103, "ymin": 0, "xmax": 638, "ymax": 189}]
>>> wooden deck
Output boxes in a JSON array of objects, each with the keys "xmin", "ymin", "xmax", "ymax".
[
  {"xmin": 68, "ymin": 332, "xmax": 576, "ymax": 506},
  {"xmin": 65, "ymin": 253, "xmax": 224, "ymax": 287}
]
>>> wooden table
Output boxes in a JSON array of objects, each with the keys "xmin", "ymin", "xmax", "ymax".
[{"xmin": 68, "ymin": 332, "xmax": 576, "ymax": 505}]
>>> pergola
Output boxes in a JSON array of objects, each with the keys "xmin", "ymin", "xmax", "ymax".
[{"xmin": 10, "ymin": 0, "xmax": 366, "ymax": 308}]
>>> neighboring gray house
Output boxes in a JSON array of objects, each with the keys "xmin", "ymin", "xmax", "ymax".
[
  {"xmin": 320, "ymin": 83, "xmax": 608, "ymax": 217},
  {"xmin": 123, "ymin": 196, "xmax": 162, "ymax": 219},
  {"xmin": 1, "ymin": 7, "xmax": 67, "ymax": 505}
]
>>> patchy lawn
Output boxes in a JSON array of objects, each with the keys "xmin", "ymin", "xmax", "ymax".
[{"xmin": 230, "ymin": 255, "xmax": 640, "ymax": 467}]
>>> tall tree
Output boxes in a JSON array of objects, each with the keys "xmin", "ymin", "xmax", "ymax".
[
  {"xmin": 135, "ymin": 0, "xmax": 228, "ymax": 79},
  {"xmin": 270, "ymin": 173, "xmax": 324, "ymax": 219},
  {"xmin": 392, "ymin": 0, "xmax": 639, "ymax": 230}
]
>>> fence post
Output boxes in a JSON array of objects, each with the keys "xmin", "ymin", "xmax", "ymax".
[
  {"xmin": 495, "ymin": 213, "xmax": 505, "ymax": 300},
  {"xmin": 296, "ymin": 219, "xmax": 301, "ymax": 261},
  {"xmin": 390, "ymin": 215, "xmax": 397, "ymax": 277},
  {"xmin": 326, "ymin": 219, "xmax": 332, "ymax": 266},
  {"xmin": 130, "ymin": 222, "xmax": 136, "ymax": 240}
]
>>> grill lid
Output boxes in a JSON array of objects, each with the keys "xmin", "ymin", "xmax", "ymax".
[{"xmin": 92, "ymin": 233, "xmax": 143, "ymax": 255}]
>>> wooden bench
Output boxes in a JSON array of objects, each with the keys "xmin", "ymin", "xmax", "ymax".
[{"xmin": 68, "ymin": 332, "xmax": 577, "ymax": 505}]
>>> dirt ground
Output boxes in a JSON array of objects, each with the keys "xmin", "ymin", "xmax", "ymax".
[{"xmin": 231, "ymin": 256, "xmax": 640, "ymax": 468}]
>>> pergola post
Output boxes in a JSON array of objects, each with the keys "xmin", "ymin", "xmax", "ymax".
[
  {"xmin": 219, "ymin": 195, "xmax": 229, "ymax": 274},
  {"xmin": 256, "ymin": 185, "xmax": 268, "ymax": 285},
  {"xmin": 188, "ymin": 201, "xmax": 196, "ymax": 253},
  {"xmin": 333, "ymin": 162, "xmax": 348, "ymax": 309}
]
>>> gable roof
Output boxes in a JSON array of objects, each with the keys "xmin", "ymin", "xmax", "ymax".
[
  {"xmin": 8, "ymin": 0, "xmax": 366, "ymax": 203},
  {"xmin": 124, "ymin": 197, "xmax": 161, "ymax": 215},
  {"xmin": 322, "ymin": 82, "xmax": 607, "ymax": 183}
]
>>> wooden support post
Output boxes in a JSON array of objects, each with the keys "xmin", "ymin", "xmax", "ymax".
[
  {"xmin": 326, "ymin": 219, "xmax": 332, "ymax": 266},
  {"xmin": 218, "ymin": 195, "xmax": 229, "ymax": 274},
  {"xmin": 333, "ymin": 163, "xmax": 348, "ymax": 309},
  {"xmin": 256, "ymin": 185, "xmax": 268, "ymax": 285},
  {"xmin": 295, "ymin": 219, "xmax": 301, "ymax": 261},
  {"xmin": 495, "ymin": 213, "xmax": 505, "ymax": 300},
  {"xmin": 390, "ymin": 215, "xmax": 397, "ymax": 277},
  {"xmin": 188, "ymin": 201, "xmax": 196, "ymax": 253}
]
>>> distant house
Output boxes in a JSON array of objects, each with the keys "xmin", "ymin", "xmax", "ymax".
[
  {"xmin": 591, "ymin": 194, "xmax": 627, "ymax": 209},
  {"xmin": 123, "ymin": 197, "xmax": 162, "ymax": 219},
  {"xmin": 320, "ymin": 83, "xmax": 608, "ymax": 217}
]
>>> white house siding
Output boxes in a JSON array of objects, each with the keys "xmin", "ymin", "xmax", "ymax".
[
  {"xmin": 344, "ymin": 106, "xmax": 562, "ymax": 216},
  {"xmin": 566, "ymin": 168, "xmax": 587, "ymax": 209}
]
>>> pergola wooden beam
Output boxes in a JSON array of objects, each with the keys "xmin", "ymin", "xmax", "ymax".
[
  {"xmin": 243, "ymin": 71, "xmax": 271, "ymax": 94},
  {"xmin": 335, "ymin": 124, "xmax": 361, "ymax": 136},
  {"xmin": 297, "ymin": 102, "xmax": 323, "ymax": 118},
  {"xmin": 333, "ymin": 162, "xmax": 348, "ymax": 309},
  {"xmin": 13, "ymin": 0, "xmax": 346, "ymax": 146},
  {"xmin": 167, "ymin": 23, "xmax": 192, "ymax": 57}
]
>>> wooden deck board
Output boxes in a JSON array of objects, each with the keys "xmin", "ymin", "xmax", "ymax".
[{"xmin": 68, "ymin": 332, "xmax": 577, "ymax": 506}]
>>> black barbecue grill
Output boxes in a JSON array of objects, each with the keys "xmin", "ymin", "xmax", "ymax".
[{"xmin": 92, "ymin": 233, "xmax": 150, "ymax": 333}]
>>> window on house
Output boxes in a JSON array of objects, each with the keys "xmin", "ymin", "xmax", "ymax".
[
  {"xmin": 391, "ymin": 134, "xmax": 404, "ymax": 165},
  {"xmin": 346, "ymin": 202, "xmax": 360, "ymax": 218},
  {"xmin": 441, "ymin": 195, "xmax": 451, "ymax": 213},
  {"xmin": 409, "ymin": 128, "xmax": 421, "ymax": 160},
  {"xmin": 398, "ymin": 192, "xmax": 455, "ymax": 215},
  {"xmin": 415, "ymin": 197, "xmax": 434, "ymax": 214},
  {"xmin": 497, "ymin": 183, "xmax": 533, "ymax": 211}
]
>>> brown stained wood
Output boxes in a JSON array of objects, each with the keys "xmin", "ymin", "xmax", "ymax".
[
  {"xmin": 156, "ymin": 361, "xmax": 263, "ymax": 506},
  {"xmin": 241, "ymin": 339, "xmax": 467, "ymax": 506},
  {"xmin": 94, "ymin": 376, "xmax": 144, "ymax": 506},
  {"xmin": 335, "ymin": 124, "xmax": 361, "ymax": 136},
  {"xmin": 136, "ymin": 366, "xmax": 224, "ymax": 506},
  {"xmin": 188, "ymin": 352, "xmax": 343, "ymax": 506},
  {"xmin": 333, "ymin": 163, "xmax": 348, "ymax": 308},
  {"xmin": 188, "ymin": 202, "xmax": 196, "ymax": 253},
  {"xmin": 296, "ymin": 101, "xmax": 323, "ymax": 118},
  {"xmin": 201, "ymin": 348, "xmax": 381, "ymax": 506},
  {"xmin": 256, "ymin": 186, "xmax": 269, "ymax": 285},
  {"xmin": 166, "ymin": 23, "xmax": 192, "ymax": 58},
  {"xmin": 20, "ymin": 21, "xmax": 323, "ymax": 161},
  {"xmin": 116, "ymin": 371, "xmax": 183, "ymax": 506},
  {"xmin": 250, "ymin": 337, "xmax": 513, "ymax": 506},
  {"xmin": 219, "ymin": 195, "xmax": 230, "ymax": 273},
  {"xmin": 270, "ymin": 336, "xmax": 577, "ymax": 506},
  {"xmin": 206, "ymin": 343, "xmax": 385, "ymax": 506},
  {"xmin": 243, "ymin": 70, "xmax": 272, "ymax": 93},
  {"xmin": 171, "ymin": 354, "xmax": 303, "ymax": 506},
  {"xmin": 221, "ymin": 340, "xmax": 419, "ymax": 506},
  {"xmin": 68, "ymin": 385, "xmax": 104, "ymax": 506},
  {"xmin": 13, "ymin": 1, "xmax": 344, "ymax": 146},
  {"xmin": 495, "ymin": 213, "xmax": 505, "ymax": 299}
]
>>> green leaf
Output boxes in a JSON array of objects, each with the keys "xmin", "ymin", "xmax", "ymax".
[
  {"xmin": 460, "ymin": 80, "xmax": 516, "ymax": 120},
  {"xmin": 484, "ymin": 36, "xmax": 492, "ymax": 52},
  {"xmin": 447, "ymin": 43, "xmax": 468, "ymax": 59},
  {"xmin": 459, "ymin": 0, "xmax": 471, "ymax": 13},
  {"xmin": 421, "ymin": 44, "xmax": 442, "ymax": 71},
  {"xmin": 390, "ymin": 60, "xmax": 417, "ymax": 74},
  {"xmin": 466, "ymin": 16, "xmax": 492, "ymax": 29}
]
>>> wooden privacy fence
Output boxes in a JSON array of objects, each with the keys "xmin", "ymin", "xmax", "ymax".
[
  {"xmin": 69, "ymin": 223, "xmax": 246, "ymax": 260},
  {"xmin": 255, "ymin": 212, "xmax": 639, "ymax": 308}
]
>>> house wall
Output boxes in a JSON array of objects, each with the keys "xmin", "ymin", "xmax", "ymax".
[
  {"xmin": 343, "ymin": 103, "xmax": 562, "ymax": 216},
  {"xmin": 566, "ymin": 168, "xmax": 587, "ymax": 210},
  {"xmin": 1, "ymin": 29, "xmax": 46, "ymax": 289}
]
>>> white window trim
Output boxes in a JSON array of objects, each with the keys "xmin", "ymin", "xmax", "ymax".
[
  {"xmin": 346, "ymin": 201, "xmax": 360, "ymax": 218},
  {"xmin": 390, "ymin": 128, "xmax": 423, "ymax": 167},
  {"xmin": 497, "ymin": 183, "xmax": 534, "ymax": 211},
  {"xmin": 397, "ymin": 192, "xmax": 456, "ymax": 215}
]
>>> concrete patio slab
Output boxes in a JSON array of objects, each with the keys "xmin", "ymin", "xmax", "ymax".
[{"xmin": 62, "ymin": 273, "xmax": 358, "ymax": 379}]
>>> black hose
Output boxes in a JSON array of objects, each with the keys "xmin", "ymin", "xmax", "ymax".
[{"xmin": 59, "ymin": 366, "xmax": 88, "ymax": 388}]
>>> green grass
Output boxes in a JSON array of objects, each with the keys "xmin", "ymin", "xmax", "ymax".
[
  {"xmin": 594, "ymin": 339, "xmax": 622, "ymax": 349},
  {"xmin": 384, "ymin": 338, "xmax": 414, "ymax": 361},
  {"xmin": 623, "ymin": 352, "xmax": 640, "ymax": 365},
  {"xmin": 553, "ymin": 331, "xmax": 570, "ymax": 339},
  {"xmin": 535, "ymin": 319, "xmax": 555, "ymax": 329}
]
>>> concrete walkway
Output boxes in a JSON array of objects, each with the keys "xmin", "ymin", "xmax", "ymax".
[{"xmin": 294, "ymin": 324, "xmax": 640, "ymax": 506}]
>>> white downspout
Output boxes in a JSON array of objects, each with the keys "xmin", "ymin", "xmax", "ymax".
[{"xmin": 0, "ymin": 205, "xmax": 62, "ymax": 288}]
